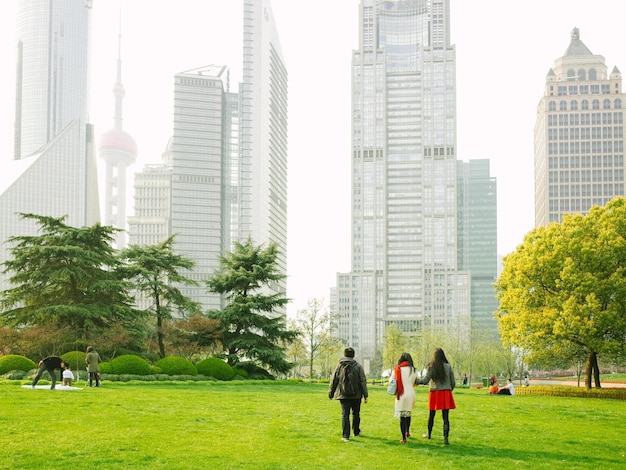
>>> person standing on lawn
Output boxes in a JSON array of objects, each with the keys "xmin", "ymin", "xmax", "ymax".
[
  {"xmin": 32, "ymin": 355, "xmax": 65, "ymax": 389},
  {"xmin": 417, "ymin": 347, "xmax": 456, "ymax": 445},
  {"xmin": 328, "ymin": 347, "xmax": 369, "ymax": 442},
  {"xmin": 85, "ymin": 346, "xmax": 102, "ymax": 387},
  {"xmin": 392, "ymin": 352, "xmax": 419, "ymax": 443}
]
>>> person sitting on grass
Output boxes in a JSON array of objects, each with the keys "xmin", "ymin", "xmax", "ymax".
[
  {"xmin": 497, "ymin": 378, "xmax": 515, "ymax": 395},
  {"xmin": 62, "ymin": 363, "xmax": 74, "ymax": 387}
]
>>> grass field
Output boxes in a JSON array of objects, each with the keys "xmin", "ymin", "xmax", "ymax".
[{"xmin": 0, "ymin": 380, "xmax": 624, "ymax": 470}]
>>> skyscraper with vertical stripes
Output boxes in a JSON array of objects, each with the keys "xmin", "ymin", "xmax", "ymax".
[{"xmin": 336, "ymin": 0, "xmax": 470, "ymax": 364}]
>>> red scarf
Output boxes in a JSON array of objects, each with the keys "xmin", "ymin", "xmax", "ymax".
[{"xmin": 394, "ymin": 361, "xmax": 410, "ymax": 399}]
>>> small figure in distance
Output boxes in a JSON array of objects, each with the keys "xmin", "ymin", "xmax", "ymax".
[
  {"xmin": 328, "ymin": 347, "xmax": 369, "ymax": 442},
  {"xmin": 462, "ymin": 373, "xmax": 468, "ymax": 386},
  {"xmin": 62, "ymin": 363, "xmax": 74, "ymax": 387},
  {"xmin": 32, "ymin": 355, "xmax": 65, "ymax": 390},
  {"xmin": 497, "ymin": 378, "xmax": 515, "ymax": 395},
  {"xmin": 85, "ymin": 346, "xmax": 102, "ymax": 387}
]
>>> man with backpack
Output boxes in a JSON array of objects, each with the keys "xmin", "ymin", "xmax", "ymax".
[{"xmin": 328, "ymin": 347, "xmax": 369, "ymax": 442}]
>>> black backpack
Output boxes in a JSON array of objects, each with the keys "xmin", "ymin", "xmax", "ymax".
[{"xmin": 338, "ymin": 361, "xmax": 358, "ymax": 396}]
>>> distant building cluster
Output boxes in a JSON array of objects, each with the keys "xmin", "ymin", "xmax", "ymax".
[{"xmin": 1, "ymin": 0, "xmax": 623, "ymax": 356}]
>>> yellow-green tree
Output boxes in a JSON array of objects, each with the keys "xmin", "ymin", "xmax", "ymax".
[{"xmin": 495, "ymin": 198, "xmax": 626, "ymax": 389}]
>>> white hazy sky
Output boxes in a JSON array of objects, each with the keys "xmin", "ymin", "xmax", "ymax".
[{"xmin": 1, "ymin": 1, "xmax": 626, "ymax": 316}]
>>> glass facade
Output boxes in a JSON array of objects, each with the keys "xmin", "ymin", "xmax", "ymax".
[{"xmin": 338, "ymin": 0, "xmax": 470, "ymax": 362}]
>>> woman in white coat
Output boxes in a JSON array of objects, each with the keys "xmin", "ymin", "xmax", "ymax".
[{"xmin": 392, "ymin": 352, "xmax": 419, "ymax": 443}]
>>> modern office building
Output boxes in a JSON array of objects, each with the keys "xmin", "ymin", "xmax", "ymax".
[
  {"xmin": 13, "ymin": 0, "xmax": 91, "ymax": 160},
  {"xmin": 238, "ymin": 0, "xmax": 289, "ymax": 308},
  {"xmin": 1, "ymin": 0, "xmax": 99, "ymax": 292},
  {"xmin": 129, "ymin": 0, "xmax": 288, "ymax": 313},
  {"xmin": 457, "ymin": 159, "xmax": 498, "ymax": 338},
  {"xmin": 99, "ymin": 35, "xmax": 137, "ymax": 248},
  {"xmin": 336, "ymin": 0, "xmax": 470, "ymax": 363},
  {"xmin": 167, "ymin": 65, "xmax": 235, "ymax": 310},
  {"xmin": 535, "ymin": 28, "xmax": 626, "ymax": 226}
]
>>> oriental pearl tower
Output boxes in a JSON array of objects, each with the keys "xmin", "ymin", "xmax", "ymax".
[{"xmin": 99, "ymin": 33, "xmax": 137, "ymax": 248}]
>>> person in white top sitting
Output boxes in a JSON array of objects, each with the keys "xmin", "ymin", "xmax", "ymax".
[
  {"xmin": 62, "ymin": 364, "xmax": 75, "ymax": 386},
  {"xmin": 497, "ymin": 378, "xmax": 515, "ymax": 395}
]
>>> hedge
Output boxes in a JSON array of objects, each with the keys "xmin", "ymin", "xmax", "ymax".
[
  {"xmin": 0, "ymin": 355, "xmax": 37, "ymax": 375},
  {"xmin": 196, "ymin": 357, "xmax": 235, "ymax": 381},
  {"xmin": 108, "ymin": 355, "xmax": 152, "ymax": 375},
  {"xmin": 154, "ymin": 356, "xmax": 197, "ymax": 376}
]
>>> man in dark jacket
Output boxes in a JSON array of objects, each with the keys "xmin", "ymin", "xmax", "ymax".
[
  {"xmin": 328, "ymin": 347, "xmax": 369, "ymax": 441},
  {"xmin": 32, "ymin": 355, "xmax": 65, "ymax": 389}
]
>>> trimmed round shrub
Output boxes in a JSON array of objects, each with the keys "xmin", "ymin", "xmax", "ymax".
[
  {"xmin": 109, "ymin": 355, "xmax": 152, "ymax": 375},
  {"xmin": 155, "ymin": 356, "xmax": 197, "ymax": 376},
  {"xmin": 61, "ymin": 351, "xmax": 87, "ymax": 372},
  {"xmin": 100, "ymin": 362, "xmax": 111, "ymax": 374},
  {"xmin": 0, "ymin": 355, "xmax": 37, "ymax": 374},
  {"xmin": 232, "ymin": 367, "xmax": 249, "ymax": 379},
  {"xmin": 196, "ymin": 357, "xmax": 235, "ymax": 381}
]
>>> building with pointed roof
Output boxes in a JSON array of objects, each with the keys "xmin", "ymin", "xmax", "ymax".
[{"xmin": 534, "ymin": 28, "xmax": 626, "ymax": 226}]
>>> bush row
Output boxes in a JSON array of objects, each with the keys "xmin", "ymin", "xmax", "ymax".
[
  {"xmin": 516, "ymin": 385, "xmax": 626, "ymax": 400},
  {"xmin": 0, "ymin": 354, "xmax": 249, "ymax": 382}
]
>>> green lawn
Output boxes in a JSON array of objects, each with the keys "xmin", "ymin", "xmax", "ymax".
[{"xmin": 0, "ymin": 380, "xmax": 624, "ymax": 469}]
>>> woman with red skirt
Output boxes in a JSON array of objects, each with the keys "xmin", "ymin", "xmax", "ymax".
[{"xmin": 417, "ymin": 347, "xmax": 456, "ymax": 445}]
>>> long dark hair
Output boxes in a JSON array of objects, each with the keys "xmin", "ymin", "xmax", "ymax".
[
  {"xmin": 398, "ymin": 352, "xmax": 415, "ymax": 370},
  {"xmin": 427, "ymin": 348, "xmax": 449, "ymax": 383}
]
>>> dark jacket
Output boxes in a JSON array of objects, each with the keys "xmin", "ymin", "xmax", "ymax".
[
  {"xmin": 328, "ymin": 357, "xmax": 369, "ymax": 400},
  {"xmin": 41, "ymin": 356, "xmax": 63, "ymax": 369}
]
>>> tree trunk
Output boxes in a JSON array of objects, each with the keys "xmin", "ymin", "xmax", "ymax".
[
  {"xmin": 585, "ymin": 350, "xmax": 601, "ymax": 389},
  {"xmin": 585, "ymin": 351, "xmax": 593, "ymax": 390},
  {"xmin": 157, "ymin": 315, "xmax": 165, "ymax": 358},
  {"xmin": 591, "ymin": 351, "xmax": 601, "ymax": 388}
]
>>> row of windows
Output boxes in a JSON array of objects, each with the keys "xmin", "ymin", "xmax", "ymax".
[
  {"xmin": 549, "ymin": 182, "xmax": 625, "ymax": 196},
  {"xmin": 548, "ymin": 112, "xmax": 624, "ymax": 126},
  {"xmin": 548, "ymin": 98, "xmax": 622, "ymax": 111},
  {"xmin": 547, "ymin": 154, "xmax": 625, "ymax": 168},
  {"xmin": 548, "ymin": 127, "xmax": 624, "ymax": 140},
  {"xmin": 556, "ymin": 83, "xmax": 612, "ymax": 96},
  {"xmin": 548, "ymin": 196, "xmax": 622, "ymax": 213},
  {"xmin": 547, "ymin": 141, "xmax": 624, "ymax": 154}
]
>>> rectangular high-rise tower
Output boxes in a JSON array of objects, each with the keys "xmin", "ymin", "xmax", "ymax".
[
  {"xmin": 336, "ymin": 0, "xmax": 470, "ymax": 362},
  {"xmin": 535, "ymin": 28, "xmax": 626, "ymax": 226},
  {"xmin": 239, "ymin": 0, "xmax": 289, "ymax": 309}
]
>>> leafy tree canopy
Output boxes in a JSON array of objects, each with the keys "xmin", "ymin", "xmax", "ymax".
[
  {"xmin": 207, "ymin": 238, "xmax": 298, "ymax": 374},
  {"xmin": 1, "ymin": 214, "xmax": 139, "ymax": 332},
  {"xmin": 495, "ymin": 198, "xmax": 626, "ymax": 388},
  {"xmin": 120, "ymin": 236, "xmax": 201, "ymax": 357}
]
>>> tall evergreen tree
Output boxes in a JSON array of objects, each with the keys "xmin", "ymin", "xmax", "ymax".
[
  {"xmin": 0, "ymin": 213, "xmax": 138, "ymax": 333},
  {"xmin": 120, "ymin": 236, "xmax": 201, "ymax": 358},
  {"xmin": 206, "ymin": 238, "xmax": 298, "ymax": 374}
]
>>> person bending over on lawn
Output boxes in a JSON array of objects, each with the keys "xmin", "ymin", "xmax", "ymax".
[{"xmin": 32, "ymin": 356, "xmax": 65, "ymax": 389}]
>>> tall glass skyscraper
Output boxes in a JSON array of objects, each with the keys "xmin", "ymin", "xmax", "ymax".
[
  {"xmin": 535, "ymin": 28, "xmax": 625, "ymax": 226},
  {"xmin": 457, "ymin": 159, "xmax": 498, "ymax": 338},
  {"xmin": 239, "ymin": 0, "xmax": 289, "ymax": 307},
  {"xmin": 13, "ymin": 0, "xmax": 91, "ymax": 160},
  {"xmin": 1, "ymin": 0, "xmax": 99, "ymax": 293},
  {"xmin": 336, "ymin": 0, "xmax": 470, "ymax": 362}
]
